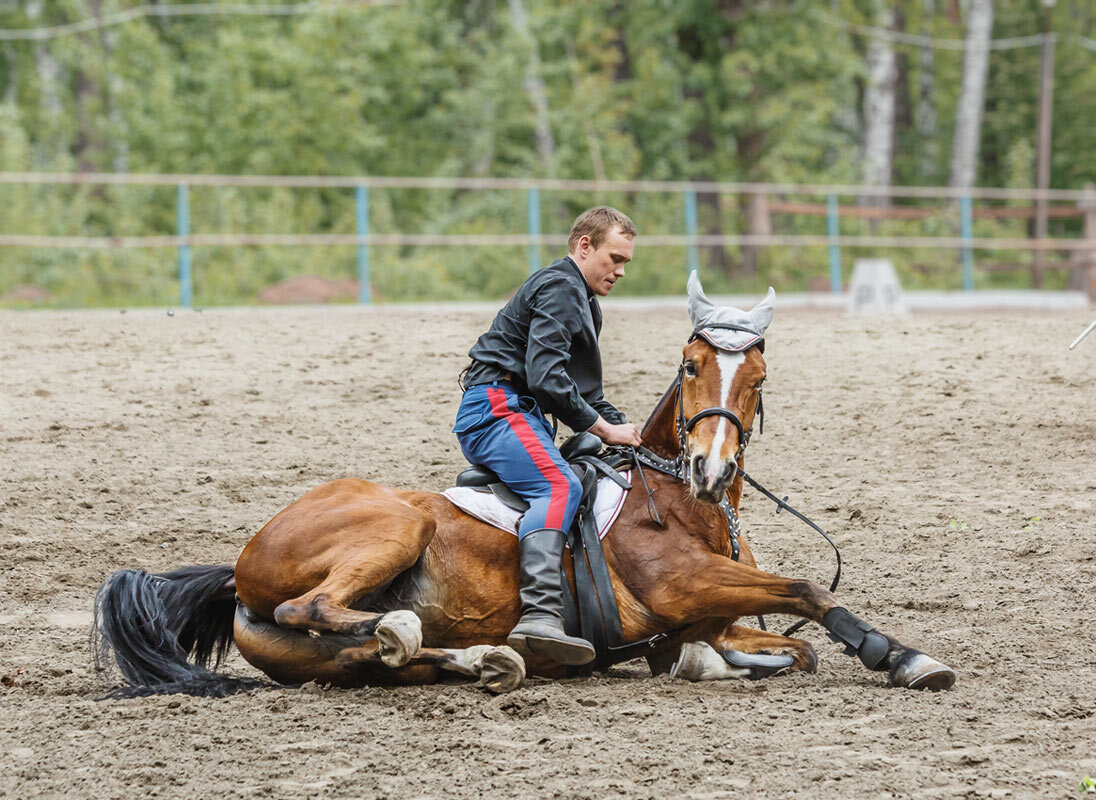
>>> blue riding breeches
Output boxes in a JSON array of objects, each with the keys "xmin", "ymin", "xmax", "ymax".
[{"xmin": 453, "ymin": 382, "xmax": 582, "ymax": 538}]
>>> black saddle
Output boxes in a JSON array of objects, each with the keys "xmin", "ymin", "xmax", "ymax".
[{"xmin": 454, "ymin": 432, "xmax": 623, "ymax": 512}]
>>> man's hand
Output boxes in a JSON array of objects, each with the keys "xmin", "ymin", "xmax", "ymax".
[{"xmin": 588, "ymin": 417, "xmax": 642, "ymax": 447}]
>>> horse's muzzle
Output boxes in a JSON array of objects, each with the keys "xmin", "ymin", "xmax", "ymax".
[{"xmin": 689, "ymin": 453, "xmax": 738, "ymax": 503}]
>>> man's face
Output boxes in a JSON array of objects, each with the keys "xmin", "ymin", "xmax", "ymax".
[{"xmin": 573, "ymin": 226, "xmax": 635, "ymax": 296}]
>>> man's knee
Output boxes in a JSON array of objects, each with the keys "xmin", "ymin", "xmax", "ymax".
[{"xmin": 560, "ymin": 467, "xmax": 583, "ymax": 516}]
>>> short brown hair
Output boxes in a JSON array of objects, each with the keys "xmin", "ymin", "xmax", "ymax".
[{"xmin": 567, "ymin": 206, "xmax": 637, "ymax": 252}]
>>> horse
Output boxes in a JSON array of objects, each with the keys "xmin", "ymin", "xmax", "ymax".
[{"xmin": 92, "ymin": 273, "xmax": 956, "ymax": 697}]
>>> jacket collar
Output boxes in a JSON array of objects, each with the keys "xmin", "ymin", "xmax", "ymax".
[{"xmin": 562, "ymin": 256, "xmax": 596, "ymax": 300}]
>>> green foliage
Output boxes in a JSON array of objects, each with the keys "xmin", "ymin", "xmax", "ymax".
[{"xmin": 0, "ymin": 0, "xmax": 1093, "ymax": 307}]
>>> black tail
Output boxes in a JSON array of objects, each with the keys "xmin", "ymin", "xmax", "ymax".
[{"xmin": 92, "ymin": 564, "xmax": 267, "ymax": 698}]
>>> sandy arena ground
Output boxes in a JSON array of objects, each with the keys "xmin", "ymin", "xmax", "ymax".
[{"xmin": 2, "ymin": 300, "xmax": 1095, "ymax": 799}]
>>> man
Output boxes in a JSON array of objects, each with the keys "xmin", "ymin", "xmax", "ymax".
[{"xmin": 453, "ymin": 206, "xmax": 643, "ymax": 666}]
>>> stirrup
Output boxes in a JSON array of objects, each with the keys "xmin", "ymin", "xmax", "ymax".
[{"xmin": 507, "ymin": 616, "xmax": 595, "ymax": 667}]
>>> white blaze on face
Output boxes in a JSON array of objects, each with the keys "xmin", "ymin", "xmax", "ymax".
[{"xmin": 704, "ymin": 351, "xmax": 746, "ymax": 482}]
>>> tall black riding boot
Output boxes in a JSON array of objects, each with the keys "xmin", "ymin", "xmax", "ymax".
[{"xmin": 507, "ymin": 528, "xmax": 596, "ymax": 666}]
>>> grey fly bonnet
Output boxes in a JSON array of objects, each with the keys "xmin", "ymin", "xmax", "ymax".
[{"xmin": 686, "ymin": 270, "xmax": 775, "ymax": 352}]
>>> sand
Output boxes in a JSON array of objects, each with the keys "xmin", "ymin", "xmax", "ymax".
[{"xmin": 2, "ymin": 301, "xmax": 1095, "ymax": 799}]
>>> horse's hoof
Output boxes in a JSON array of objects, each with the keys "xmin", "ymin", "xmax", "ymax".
[
  {"xmin": 722, "ymin": 649, "xmax": 797, "ymax": 680},
  {"xmin": 889, "ymin": 650, "xmax": 956, "ymax": 691},
  {"xmin": 374, "ymin": 610, "xmax": 422, "ymax": 668},
  {"xmin": 669, "ymin": 642, "xmax": 751, "ymax": 682},
  {"xmin": 477, "ymin": 646, "xmax": 526, "ymax": 694}
]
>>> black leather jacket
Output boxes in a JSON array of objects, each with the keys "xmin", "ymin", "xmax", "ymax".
[{"xmin": 462, "ymin": 257, "xmax": 625, "ymax": 431}]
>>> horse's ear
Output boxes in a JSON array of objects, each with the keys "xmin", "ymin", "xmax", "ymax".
[
  {"xmin": 749, "ymin": 287, "xmax": 776, "ymax": 336},
  {"xmin": 687, "ymin": 270, "xmax": 716, "ymax": 328}
]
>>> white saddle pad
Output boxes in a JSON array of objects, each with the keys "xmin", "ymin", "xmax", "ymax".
[{"xmin": 442, "ymin": 470, "xmax": 631, "ymax": 540}]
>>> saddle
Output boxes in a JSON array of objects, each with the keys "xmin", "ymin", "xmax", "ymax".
[
  {"xmin": 454, "ymin": 433, "xmax": 671, "ymax": 673},
  {"xmin": 454, "ymin": 431, "xmax": 629, "ymax": 512}
]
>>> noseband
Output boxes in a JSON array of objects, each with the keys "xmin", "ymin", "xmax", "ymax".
[{"xmin": 675, "ymin": 324, "xmax": 765, "ymax": 470}]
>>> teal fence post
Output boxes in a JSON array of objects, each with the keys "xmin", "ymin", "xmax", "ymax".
[
  {"xmin": 684, "ymin": 189, "xmax": 699, "ymax": 275},
  {"xmin": 527, "ymin": 187, "xmax": 541, "ymax": 274},
  {"xmin": 827, "ymin": 194, "xmax": 842, "ymax": 293},
  {"xmin": 356, "ymin": 185, "xmax": 371, "ymax": 304},
  {"xmin": 177, "ymin": 183, "xmax": 192, "ymax": 307},
  {"xmin": 960, "ymin": 195, "xmax": 974, "ymax": 291}
]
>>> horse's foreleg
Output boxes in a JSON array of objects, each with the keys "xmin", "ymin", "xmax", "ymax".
[
  {"xmin": 335, "ymin": 643, "xmax": 526, "ymax": 694},
  {"xmin": 669, "ymin": 624, "xmax": 818, "ymax": 682},
  {"xmin": 648, "ymin": 558, "xmax": 955, "ymax": 690}
]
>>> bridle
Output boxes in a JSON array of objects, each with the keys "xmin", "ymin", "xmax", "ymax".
[{"xmin": 674, "ymin": 322, "xmax": 765, "ymax": 477}]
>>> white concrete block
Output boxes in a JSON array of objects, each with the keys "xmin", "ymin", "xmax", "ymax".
[{"xmin": 848, "ymin": 258, "xmax": 907, "ymax": 314}]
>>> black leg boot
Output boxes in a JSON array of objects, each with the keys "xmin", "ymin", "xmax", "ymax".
[{"xmin": 506, "ymin": 528, "xmax": 596, "ymax": 666}]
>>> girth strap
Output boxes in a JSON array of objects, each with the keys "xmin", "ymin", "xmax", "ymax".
[
  {"xmin": 566, "ymin": 459, "xmax": 685, "ymax": 672},
  {"xmin": 569, "ymin": 477, "xmax": 623, "ymax": 671}
]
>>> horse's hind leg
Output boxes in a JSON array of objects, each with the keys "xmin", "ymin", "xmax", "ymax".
[
  {"xmin": 670, "ymin": 624, "xmax": 818, "ymax": 682},
  {"xmin": 336, "ymin": 643, "xmax": 526, "ymax": 694},
  {"xmin": 275, "ymin": 590, "xmax": 423, "ymax": 669},
  {"xmin": 269, "ymin": 518, "xmax": 433, "ymax": 667}
]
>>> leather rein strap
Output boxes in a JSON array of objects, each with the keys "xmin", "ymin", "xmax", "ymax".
[{"xmin": 737, "ymin": 470, "xmax": 842, "ymax": 637}]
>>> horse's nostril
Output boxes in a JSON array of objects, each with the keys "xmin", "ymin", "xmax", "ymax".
[{"xmin": 692, "ymin": 454, "xmax": 705, "ymax": 474}]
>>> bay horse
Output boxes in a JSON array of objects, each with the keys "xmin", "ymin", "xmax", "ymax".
[{"xmin": 92, "ymin": 274, "xmax": 956, "ymax": 696}]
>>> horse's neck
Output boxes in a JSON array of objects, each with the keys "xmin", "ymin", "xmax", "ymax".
[
  {"xmin": 640, "ymin": 377, "xmax": 744, "ymax": 510},
  {"xmin": 639, "ymin": 377, "xmax": 683, "ymax": 459}
]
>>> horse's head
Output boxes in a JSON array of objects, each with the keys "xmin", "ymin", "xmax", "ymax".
[{"xmin": 680, "ymin": 272, "xmax": 775, "ymax": 504}]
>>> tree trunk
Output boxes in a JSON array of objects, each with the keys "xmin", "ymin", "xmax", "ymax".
[
  {"xmin": 741, "ymin": 192, "xmax": 771, "ymax": 277},
  {"xmin": 917, "ymin": 0, "xmax": 939, "ymax": 181},
  {"xmin": 73, "ymin": 0, "xmax": 106, "ymax": 173},
  {"xmin": 507, "ymin": 0, "xmax": 555, "ymax": 174},
  {"xmin": 861, "ymin": 2, "xmax": 898, "ymax": 205},
  {"xmin": 25, "ymin": 0, "xmax": 65, "ymax": 166},
  {"xmin": 949, "ymin": 0, "xmax": 994, "ymax": 188},
  {"xmin": 894, "ymin": 10, "xmax": 912, "ymax": 170},
  {"xmin": 686, "ymin": 110, "xmax": 728, "ymax": 277},
  {"xmin": 563, "ymin": 38, "xmax": 605, "ymax": 182}
]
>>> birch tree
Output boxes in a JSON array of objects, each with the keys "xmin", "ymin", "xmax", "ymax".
[
  {"xmin": 917, "ymin": 0, "xmax": 939, "ymax": 181},
  {"xmin": 949, "ymin": 0, "xmax": 994, "ymax": 187},
  {"xmin": 508, "ymin": 0, "xmax": 556, "ymax": 174},
  {"xmin": 24, "ymin": 0, "xmax": 65, "ymax": 166},
  {"xmin": 861, "ymin": 1, "xmax": 898, "ymax": 200}
]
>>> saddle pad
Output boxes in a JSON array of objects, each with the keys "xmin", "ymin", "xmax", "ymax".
[{"xmin": 442, "ymin": 470, "xmax": 631, "ymax": 540}]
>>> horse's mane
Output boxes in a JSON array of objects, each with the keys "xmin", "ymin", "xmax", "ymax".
[{"xmin": 639, "ymin": 375, "xmax": 681, "ymax": 459}]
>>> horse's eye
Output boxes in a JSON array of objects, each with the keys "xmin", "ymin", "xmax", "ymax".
[{"xmin": 684, "ymin": 362, "xmax": 697, "ymax": 377}]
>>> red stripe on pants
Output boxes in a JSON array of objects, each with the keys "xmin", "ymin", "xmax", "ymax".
[{"xmin": 486, "ymin": 387, "xmax": 571, "ymax": 530}]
